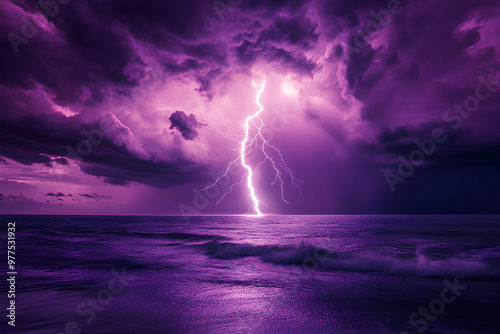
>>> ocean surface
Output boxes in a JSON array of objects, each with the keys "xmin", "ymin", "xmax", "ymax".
[{"xmin": 2, "ymin": 215, "xmax": 500, "ymax": 334}]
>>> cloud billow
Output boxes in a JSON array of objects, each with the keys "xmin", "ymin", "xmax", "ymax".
[
  {"xmin": 0, "ymin": 0, "xmax": 499, "ymax": 213},
  {"xmin": 169, "ymin": 111, "xmax": 206, "ymax": 141}
]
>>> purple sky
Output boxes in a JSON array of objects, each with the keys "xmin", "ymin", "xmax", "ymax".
[{"xmin": 1, "ymin": 0, "xmax": 500, "ymax": 215}]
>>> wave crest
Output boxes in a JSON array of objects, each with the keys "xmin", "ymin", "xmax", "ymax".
[{"xmin": 197, "ymin": 240, "xmax": 499, "ymax": 279}]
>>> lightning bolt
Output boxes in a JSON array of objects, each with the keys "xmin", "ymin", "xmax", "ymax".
[
  {"xmin": 203, "ymin": 76, "xmax": 301, "ymax": 216},
  {"xmin": 240, "ymin": 79, "xmax": 266, "ymax": 216}
]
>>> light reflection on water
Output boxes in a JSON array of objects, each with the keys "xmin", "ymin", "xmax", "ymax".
[{"xmin": 5, "ymin": 214, "xmax": 500, "ymax": 333}]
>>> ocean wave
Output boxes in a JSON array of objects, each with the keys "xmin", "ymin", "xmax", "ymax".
[
  {"xmin": 198, "ymin": 241, "xmax": 500, "ymax": 279},
  {"xmin": 162, "ymin": 232, "xmax": 230, "ymax": 241},
  {"xmin": 112, "ymin": 231, "xmax": 230, "ymax": 242}
]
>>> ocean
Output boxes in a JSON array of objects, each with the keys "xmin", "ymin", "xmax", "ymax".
[{"xmin": 2, "ymin": 215, "xmax": 500, "ymax": 334}]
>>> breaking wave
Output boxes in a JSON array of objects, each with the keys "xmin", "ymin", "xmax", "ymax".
[{"xmin": 196, "ymin": 240, "xmax": 500, "ymax": 279}]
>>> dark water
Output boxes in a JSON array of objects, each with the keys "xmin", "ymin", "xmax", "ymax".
[{"xmin": 1, "ymin": 215, "xmax": 500, "ymax": 334}]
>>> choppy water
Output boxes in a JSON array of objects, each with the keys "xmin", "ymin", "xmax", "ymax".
[{"xmin": 3, "ymin": 215, "xmax": 500, "ymax": 333}]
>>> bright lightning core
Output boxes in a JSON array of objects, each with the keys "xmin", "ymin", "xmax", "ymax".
[
  {"xmin": 240, "ymin": 79, "xmax": 266, "ymax": 215},
  {"xmin": 203, "ymin": 76, "xmax": 301, "ymax": 216}
]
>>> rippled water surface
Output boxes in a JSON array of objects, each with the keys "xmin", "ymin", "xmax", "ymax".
[{"xmin": 3, "ymin": 215, "xmax": 500, "ymax": 333}]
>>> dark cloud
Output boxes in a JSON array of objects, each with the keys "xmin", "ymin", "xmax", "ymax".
[
  {"xmin": 0, "ymin": 0, "xmax": 499, "ymax": 214},
  {"xmin": 0, "ymin": 193, "xmax": 29, "ymax": 201},
  {"xmin": 0, "ymin": 1, "xmax": 320, "ymax": 120},
  {"xmin": 0, "ymin": 192, "xmax": 63, "ymax": 211},
  {"xmin": 241, "ymin": 0, "xmax": 305, "ymax": 12},
  {"xmin": 79, "ymin": 193, "xmax": 96, "ymax": 199},
  {"xmin": 332, "ymin": 0, "xmax": 500, "ymax": 121},
  {"xmin": 360, "ymin": 121, "xmax": 500, "ymax": 168},
  {"xmin": 0, "ymin": 0, "xmax": 228, "ymax": 188},
  {"xmin": 0, "ymin": 1, "xmax": 138, "ymax": 106},
  {"xmin": 231, "ymin": 13, "xmax": 319, "ymax": 76},
  {"xmin": 46, "ymin": 192, "xmax": 66, "ymax": 197},
  {"xmin": 92, "ymin": 0, "xmax": 211, "ymax": 43},
  {"xmin": 53, "ymin": 157, "xmax": 69, "ymax": 165},
  {"xmin": 0, "ymin": 101, "xmax": 207, "ymax": 187},
  {"xmin": 79, "ymin": 193, "xmax": 111, "ymax": 199},
  {"xmin": 169, "ymin": 111, "xmax": 206, "ymax": 141}
]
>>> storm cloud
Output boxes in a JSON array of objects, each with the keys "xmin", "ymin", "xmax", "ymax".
[
  {"xmin": 169, "ymin": 110, "xmax": 206, "ymax": 141},
  {"xmin": 0, "ymin": 0, "xmax": 499, "ymax": 213}
]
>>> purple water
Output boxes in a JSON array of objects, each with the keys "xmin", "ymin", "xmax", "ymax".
[{"xmin": 3, "ymin": 215, "xmax": 500, "ymax": 333}]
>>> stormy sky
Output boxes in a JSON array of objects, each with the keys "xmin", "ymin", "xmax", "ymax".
[{"xmin": 1, "ymin": 0, "xmax": 499, "ymax": 214}]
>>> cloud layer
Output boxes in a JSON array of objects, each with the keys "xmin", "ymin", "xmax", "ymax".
[{"xmin": 1, "ymin": 0, "xmax": 499, "ymax": 213}]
